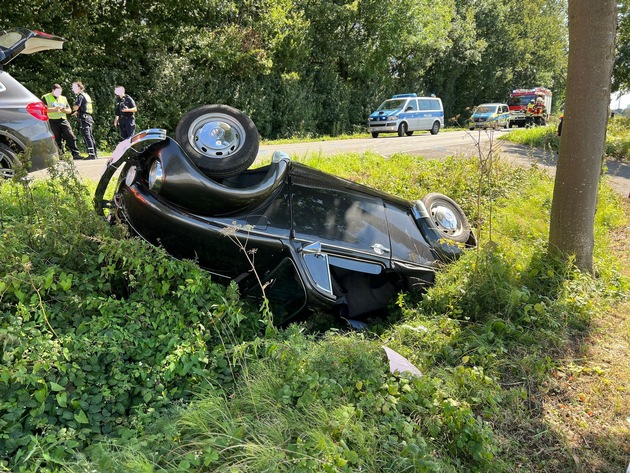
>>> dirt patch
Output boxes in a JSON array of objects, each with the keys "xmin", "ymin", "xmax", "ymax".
[{"xmin": 541, "ymin": 200, "xmax": 630, "ymax": 472}]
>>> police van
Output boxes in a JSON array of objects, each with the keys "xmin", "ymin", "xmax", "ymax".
[{"xmin": 367, "ymin": 93, "xmax": 444, "ymax": 138}]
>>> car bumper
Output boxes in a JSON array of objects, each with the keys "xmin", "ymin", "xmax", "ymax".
[
  {"xmin": 29, "ymin": 133, "xmax": 59, "ymax": 171},
  {"xmin": 2, "ymin": 122, "xmax": 58, "ymax": 171},
  {"xmin": 367, "ymin": 122, "xmax": 399, "ymax": 133}
]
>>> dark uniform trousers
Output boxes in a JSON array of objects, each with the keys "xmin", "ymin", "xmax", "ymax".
[
  {"xmin": 118, "ymin": 118, "xmax": 136, "ymax": 140},
  {"xmin": 49, "ymin": 118, "xmax": 81, "ymax": 159},
  {"xmin": 78, "ymin": 114, "xmax": 97, "ymax": 158}
]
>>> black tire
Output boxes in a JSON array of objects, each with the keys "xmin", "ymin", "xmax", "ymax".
[
  {"xmin": 0, "ymin": 143, "xmax": 18, "ymax": 179},
  {"xmin": 405, "ymin": 131, "xmax": 414, "ymax": 136},
  {"xmin": 371, "ymin": 132, "xmax": 379, "ymax": 138},
  {"xmin": 421, "ymin": 193, "xmax": 471, "ymax": 244},
  {"xmin": 430, "ymin": 121, "xmax": 440, "ymax": 135},
  {"xmin": 175, "ymin": 104, "xmax": 259, "ymax": 178},
  {"xmin": 469, "ymin": 127, "xmax": 475, "ymax": 131},
  {"xmin": 509, "ymin": 121, "xmax": 513, "ymax": 128},
  {"xmin": 397, "ymin": 122, "xmax": 407, "ymax": 137}
]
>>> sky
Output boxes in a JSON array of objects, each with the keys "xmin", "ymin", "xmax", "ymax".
[{"xmin": 611, "ymin": 92, "xmax": 630, "ymax": 110}]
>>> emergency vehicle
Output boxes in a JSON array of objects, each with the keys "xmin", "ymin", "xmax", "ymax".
[
  {"xmin": 367, "ymin": 93, "xmax": 444, "ymax": 137},
  {"xmin": 507, "ymin": 87, "xmax": 552, "ymax": 127}
]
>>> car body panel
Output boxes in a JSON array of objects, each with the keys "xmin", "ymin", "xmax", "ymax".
[
  {"xmin": 96, "ymin": 131, "xmax": 474, "ymax": 321},
  {"xmin": 0, "ymin": 28, "xmax": 64, "ymax": 175},
  {"xmin": 469, "ymin": 103, "xmax": 510, "ymax": 129},
  {"xmin": 368, "ymin": 94, "xmax": 444, "ymax": 136}
]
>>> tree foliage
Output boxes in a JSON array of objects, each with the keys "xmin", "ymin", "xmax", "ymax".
[
  {"xmin": 1, "ymin": 0, "xmax": 567, "ymax": 144},
  {"xmin": 614, "ymin": 0, "xmax": 630, "ymax": 93}
]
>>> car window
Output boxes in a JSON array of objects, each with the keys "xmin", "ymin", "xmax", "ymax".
[
  {"xmin": 0, "ymin": 32, "xmax": 24, "ymax": 49},
  {"xmin": 430, "ymin": 100, "xmax": 441, "ymax": 111},
  {"xmin": 508, "ymin": 95, "xmax": 536, "ymax": 106},
  {"xmin": 405, "ymin": 99, "xmax": 418, "ymax": 111},
  {"xmin": 384, "ymin": 203, "xmax": 435, "ymax": 264},
  {"xmin": 376, "ymin": 99, "xmax": 406, "ymax": 111},
  {"xmin": 291, "ymin": 184, "xmax": 390, "ymax": 254},
  {"xmin": 418, "ymin": 99, "xmax": 430, "ymax": 111},
  {"xmin": 476, "ymin": 105, "xmax": 497, "ymax": 113}
]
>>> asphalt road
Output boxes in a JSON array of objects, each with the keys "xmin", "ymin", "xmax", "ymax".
[{"xmin": 28, "ymin": 128, "xmax": 630, "ymax": 197}]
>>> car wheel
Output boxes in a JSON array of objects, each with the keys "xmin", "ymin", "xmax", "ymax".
[
  {"xmin": 469, "ymin": 127, "xmax": 475, "ymax": 131},
  {"xmin": 405, "ymin": 131, "xmax": 414, "ymax": 136},
  {"xmin": 430, "ymin": 121, "xmax": 440, "ymax": 135},
  {"xmin": 508, "ymin": 121, "xmax": 513, "ymax": 128},
  {"xmin": 421, "ymin": 193, "xmax": 471, "ymax": 244},
  {"xmin": 398, "ymin": 122, "xmax": 407, "ymax": 137},
  {"xmin": 175, "ymin": 104, "xmax": 259, "ymax": 178},
  {"xmin": 0, "ymin": 143, "xmax": 18, "ymax": 179},
  {"xmin": 371, "ymin": 132, "xmax": 379, "ymax": 138}
]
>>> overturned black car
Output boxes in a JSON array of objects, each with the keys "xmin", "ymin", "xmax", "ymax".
[{"xmin": 95, "ymin": 105, "xmax": 476, "ymax": 322}]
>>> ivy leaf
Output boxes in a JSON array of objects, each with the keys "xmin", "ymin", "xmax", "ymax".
[
  {"xmin": 50, "ymin": 382, "xmax": 65, "ymax": 392},
  {"xmin": 56, "ymin": 392, "xmax": 68, "ymax": 408},
  {"xmin": 74, "ymin": 409, "xmax": 89, "ymax": 424},
  {"xmin": 34, "ymin": 388, "xmax": 47, "ymax": 404}
]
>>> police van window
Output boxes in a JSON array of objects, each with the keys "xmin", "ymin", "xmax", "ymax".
[
  {"xmin": 418, "ymin": 99, "xmax": 430, "ymax": 111},
  {"xmin": 405, "ymin": 99, "xmax": 418, "ymax": 111},
  {"xmin": 430, "ymin": 99, "xmax": 441, "ymax": 110}
]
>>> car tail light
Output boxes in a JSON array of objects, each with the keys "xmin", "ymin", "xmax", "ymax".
[{"xmin": 26, "ymin": 102, "xmax": 49, "ymax": 121}]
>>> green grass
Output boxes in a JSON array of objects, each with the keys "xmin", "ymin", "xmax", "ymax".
[
  {"xmin": 1, "ymin": 152, "xmax": 628, "ymax": 472},
  {"xmin": 499, "ymin": 117, "xmax": 630, "ymax": 162}
]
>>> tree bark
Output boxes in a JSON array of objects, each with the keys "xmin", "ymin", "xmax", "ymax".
[{"xmin": 548, "ymin": 0, "xmax": 617, "ymax": 272}]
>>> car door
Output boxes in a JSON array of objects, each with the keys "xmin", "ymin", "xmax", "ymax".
[
  {"xmin": 290, "ymin": 181, "xmax": 391, "ymax": 263},
  {"xmin": 404, "ymin": 99, "xmax": 419, "ymax": 130},
  {"xmin": 0, "ymin": 28, "xmax": 64, "ymax": 66}
]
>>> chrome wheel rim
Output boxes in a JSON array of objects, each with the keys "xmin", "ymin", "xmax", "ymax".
[
  {"xmin": 187, "ymin": 113, "xmax": 245, "ymax": 159},
  {"xmin": 430, "ymin": 203, "xmax": 463, "ymax": 238}
]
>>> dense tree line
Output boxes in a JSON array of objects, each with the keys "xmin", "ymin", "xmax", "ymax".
[{"xmin": 2, "ymin": 0, "xmax": 568, "ymax": 145}]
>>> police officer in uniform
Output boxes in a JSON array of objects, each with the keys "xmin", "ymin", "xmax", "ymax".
[
  {"xmin": 41, "ymin": 84, "xmax": 82, "ymax": 159},
  {"xmin": 71, "ymin": 81, "xmax": 97, "ymax": 160},
  {"xmin": 113, "ymin": 85, "xmax": 137, "ymax": 139}
]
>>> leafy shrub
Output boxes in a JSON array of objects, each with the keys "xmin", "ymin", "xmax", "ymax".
[
  {"xmin": 70, "ymin": 332, "xmax": 498, "ymax": 472},
  {"xmin": 605, "ymin": 116, "xmax": 630, "ymax": 162},
  {"xmin": 0, "ymin": 174, "xmax": 263, "ymax": 470}
]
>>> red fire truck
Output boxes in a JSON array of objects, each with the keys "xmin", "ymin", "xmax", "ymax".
[{"xmin": 507, "ymin": 87, "xmax": 552, "ymax": 127}]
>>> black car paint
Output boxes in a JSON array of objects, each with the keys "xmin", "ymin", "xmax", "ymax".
[{"xmin": 96, "ymin": 132, "xmax": 471, "ymax": 321}]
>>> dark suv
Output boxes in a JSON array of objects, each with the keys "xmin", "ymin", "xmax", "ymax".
[{"xmin": 0, "ymin": 28, "xmax": 64, "ymax": 178}]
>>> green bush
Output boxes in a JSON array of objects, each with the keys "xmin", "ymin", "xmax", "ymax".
[
  {"xmin": 0, "ymin": 173, "xmax": 263, "ymax": 470},
  {"xmin": 1, "ymin": 153, "xmax": 626, "ymax": 472},
  {"xmin": 605, "ymin": 116, "xmax": 630, "ymax": 161}
]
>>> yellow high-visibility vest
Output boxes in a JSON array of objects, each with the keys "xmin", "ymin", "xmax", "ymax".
[{"xmin": 42, "ymin": 93, "xmax": 69, "ymax": 119}]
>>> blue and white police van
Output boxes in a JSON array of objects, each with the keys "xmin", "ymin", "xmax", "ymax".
[{"xmin": 367, "ymin": 93, "xmax": 444, "ymax": 138}]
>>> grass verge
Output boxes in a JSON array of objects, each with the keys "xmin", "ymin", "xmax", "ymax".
[
  {"xmin": 499, "ymin": 117, "xmax": 630, "ymax": 163},
  {"xmin": 1, "ymin": 151, "xmax": 628, "ymax": 472}
]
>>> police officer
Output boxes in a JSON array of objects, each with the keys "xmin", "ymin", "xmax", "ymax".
[
  {"xmin": 113, "ymin": 85, "xmax": 137, "ymax": 139},
  {"xmin": 71, "ymin": 81, "xmax": 97, "ymax": 160},
  {"xmin": 42, "ymin": 84, "xmax": 82, "ymax": 159}
]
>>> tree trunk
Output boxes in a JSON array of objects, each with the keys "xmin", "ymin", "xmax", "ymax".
[{"xmin": 548, "ymin": 0, "xmax": 617, "ymax": 272}]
